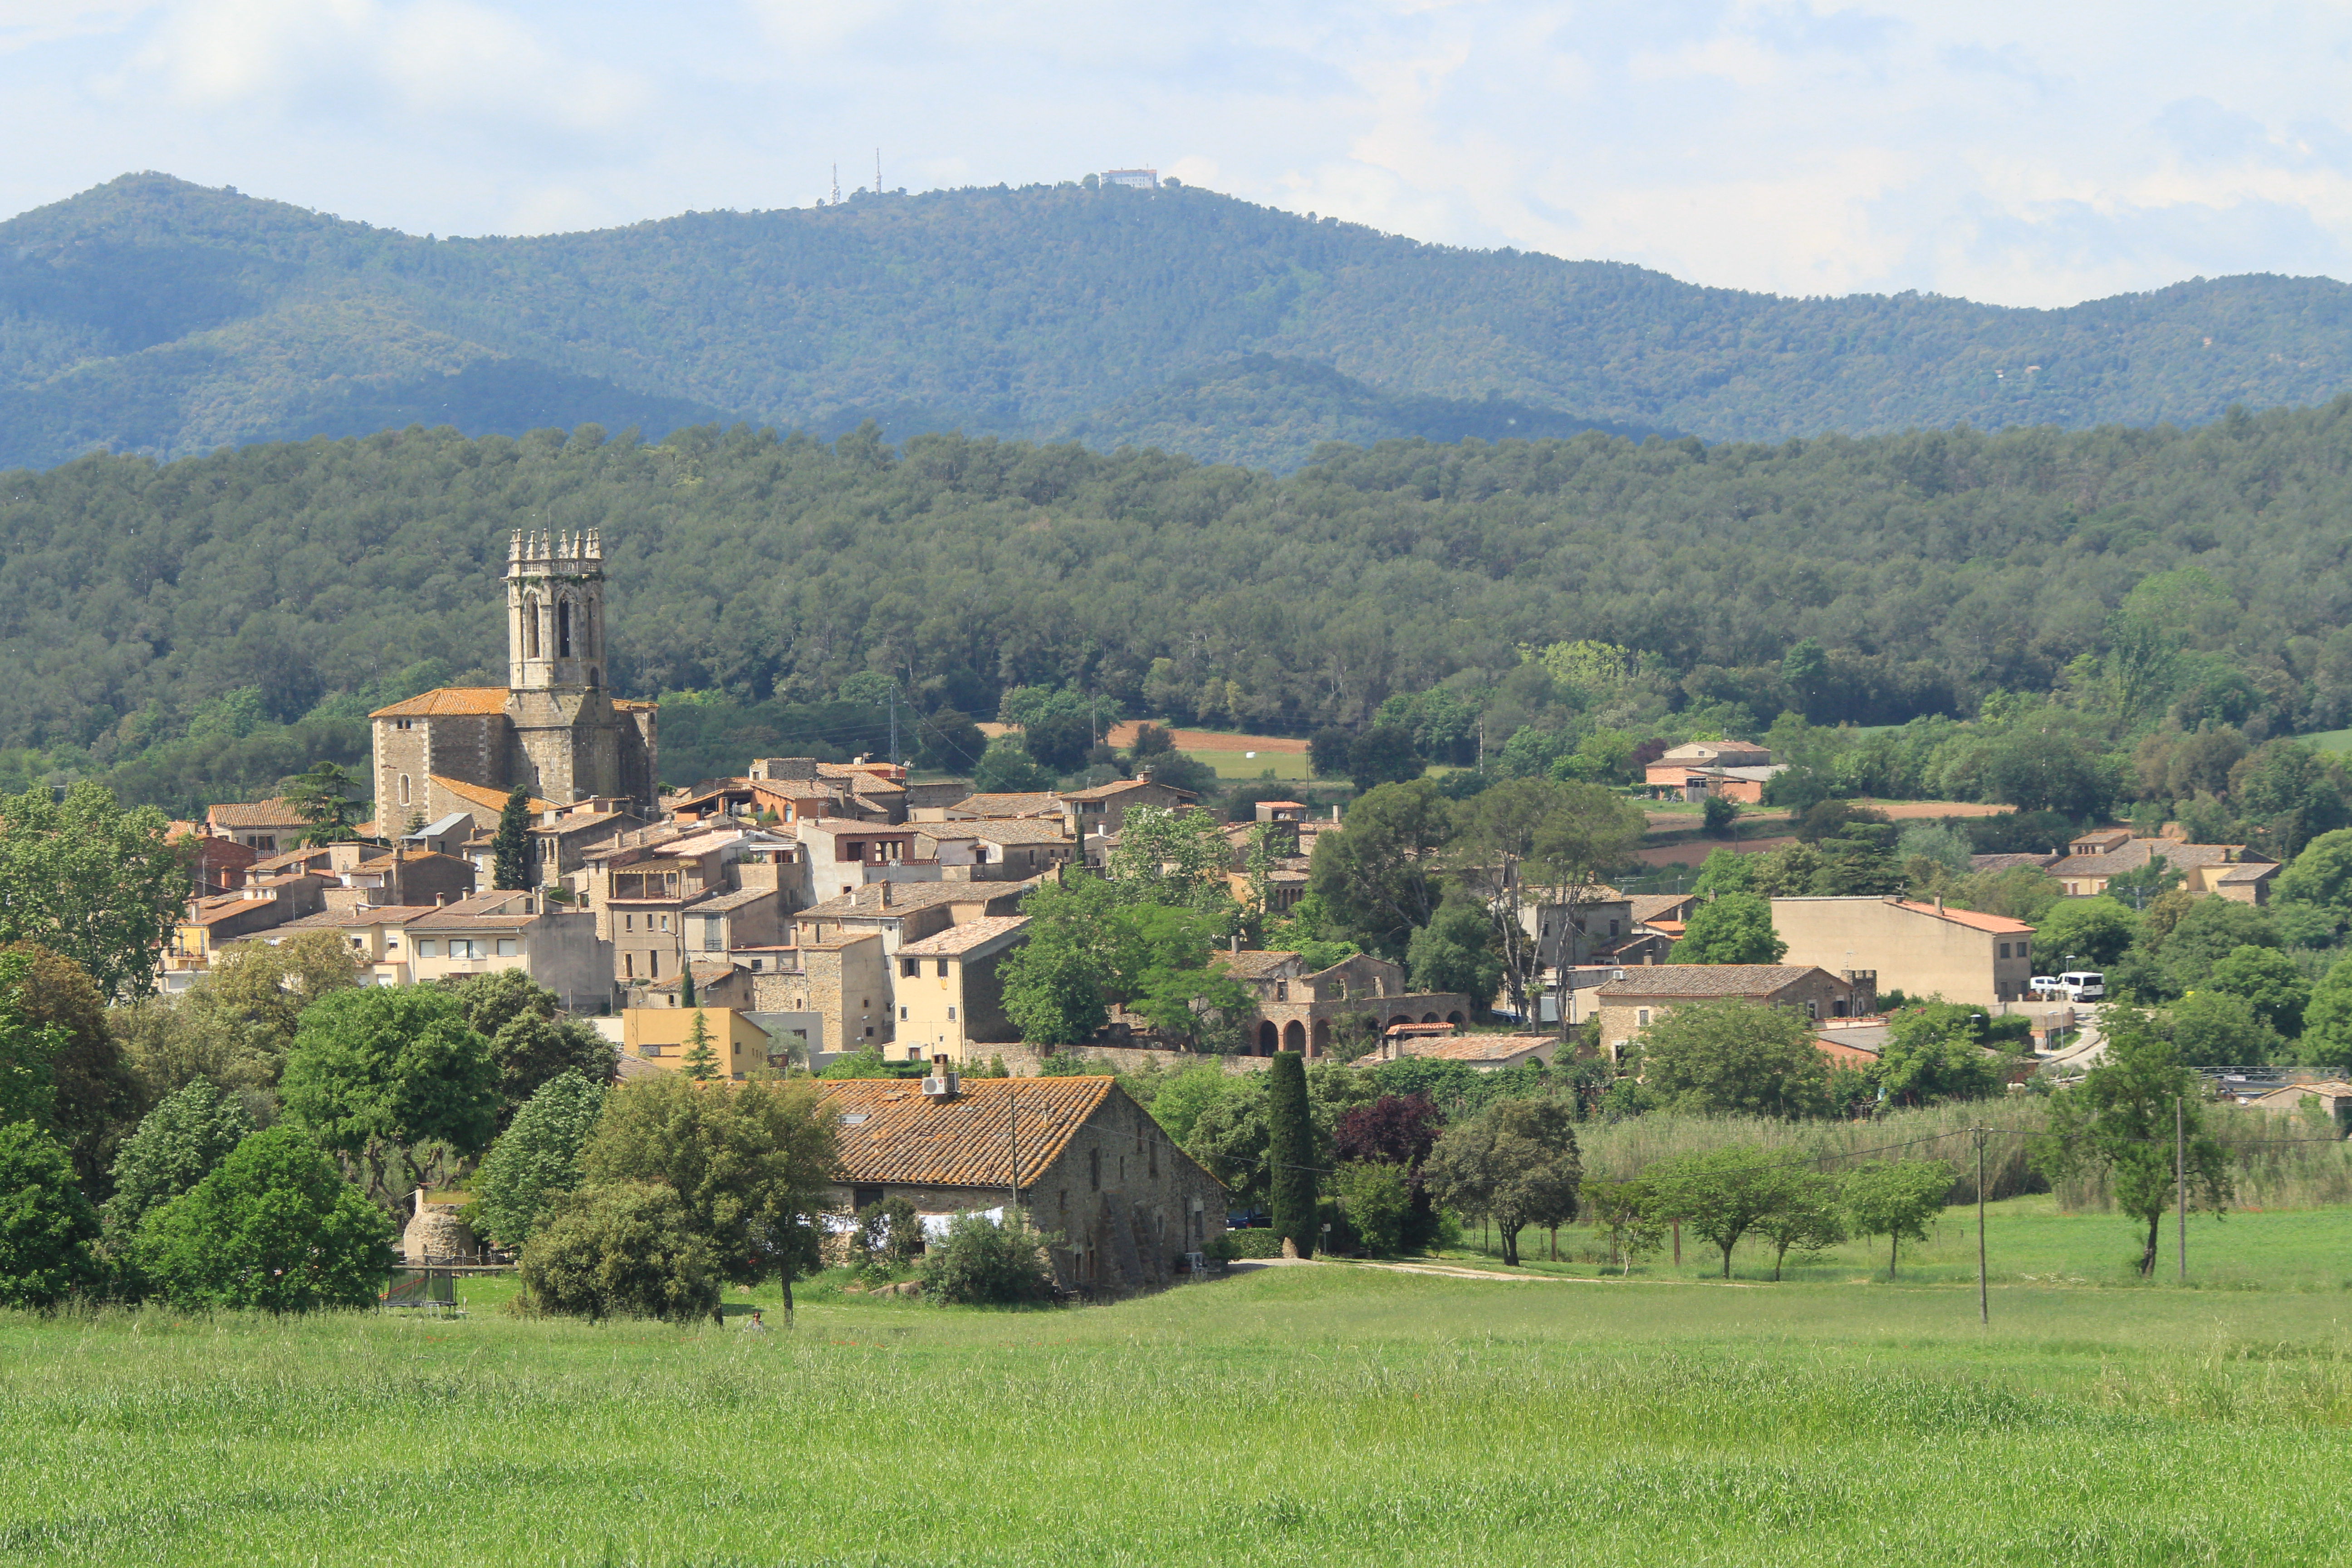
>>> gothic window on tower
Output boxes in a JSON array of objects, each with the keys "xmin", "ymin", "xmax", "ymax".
[
  {"xmin": 524, "ymin": 599, "xmax": 540, "ymax": 659},
  {"xmin": 559, "ymin": 599, "xmax": 573, "ymax": 658}
]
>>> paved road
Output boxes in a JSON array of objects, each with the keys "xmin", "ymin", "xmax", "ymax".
[{"xmin": 2040, "ymin": 1005, "xmax": 2109, "ymax": 1072}]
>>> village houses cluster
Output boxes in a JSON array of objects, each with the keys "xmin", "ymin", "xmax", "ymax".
[{"xmin": 156, "ymin": 539, "xmax": 2308, "ymax": 1282}]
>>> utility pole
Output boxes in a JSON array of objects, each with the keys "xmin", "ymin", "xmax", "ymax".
[
  {"xmin": 2176, "ymin": 1095, "xmax": 2187, "ymax": 1284},
  {"xmin": 831, "ymin": 164, "xmax": 841, "ymax": 205},
  {"xmin": 1974, "ymin": 1127, "xmax": 1989, "ymax": 1325}
]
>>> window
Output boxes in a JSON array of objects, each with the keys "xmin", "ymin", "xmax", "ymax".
[
  {"xmin": 399, "ymin": 774, "xmax": 411, "ymax": 805},
  {"xmin": 902, "ymin": 958, "xmax": 919, "ymax": 978},
  {"xmin": 1636, "ymin": 1008, "xmax": 1650, "ymax": 1026},
  {"xmin": 417, "ymin": 940, "xmax": 441, "ymax": 958},
  {"xmin": 899, "ymin": 1005, "xmax": 908, "ymax": 1020},
  {"xmin": 1998, "ymin": 942, "xmax": 2011, "ymax": 960},
  {"xmin": 558, "ymin": 598, "xmax": 572, "ymax": 657},
  {"xmin": 1804, "ymin": 1000, "xmax": 1819, "ymax": 1020},
  {"xmin": 1089, "ymin": 1149, "xmax": 1101, "ymax": 1191},
  {"xmin": 496, "ymin": 938, "xmax": 519, "ymax": 957},
  {"xmin": 704, "ymin": 919, "xmax": 722, "ymax": 952},
  {"xmin": 525, "ymin": 598, "xmax": 540, "ymax": 658},
  {"xmin": 649, "ymin": 953, "xmax": 659, "ymax": 978},
  {"xmin": 659, "ymin": 914, "xmax": 670, "ymax": 932},
  {"xmin": 936, "ymin": 959, "xmax": 949, "ymax": 978},
  {"xmin": 624, "ymin": 952, "xmax": 634, "ymax": 978},
  {"xmin": 624, "ymin": 913, "xmax": 634, "ymax": 932},
  {"xmin": 947, "ymin": 1006, "xmax": 956, "ymax": 1021}
]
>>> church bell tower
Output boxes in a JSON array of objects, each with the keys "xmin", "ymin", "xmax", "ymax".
[{"xmin": 507, "ymin": 529, "xmax": 607, "ymax": 691}]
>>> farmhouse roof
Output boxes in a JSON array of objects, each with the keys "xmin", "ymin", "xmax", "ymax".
[
  {"xmin": 818, "ymin": 1076, "xmax": 1118, "ymax": 1190},
  {"xmin": 1596, "ymin": 965, "xmax": 1828, "ymax": 999},
  {"xmin": 428, "ymin": 775, "xmax": 558, "ymax": 816}
]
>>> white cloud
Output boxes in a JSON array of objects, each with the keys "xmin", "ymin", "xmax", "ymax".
[{"xmin": 2, "ymin": 0, "xmax": 2351, "ymax": 304}]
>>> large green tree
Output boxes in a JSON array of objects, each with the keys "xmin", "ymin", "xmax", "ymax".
[
  {"xmin": 1446, "ymin": 776, "xmax": 1645, "ymax": 1022},
  {"xmin": 1641, "ymin": 1147, "xmax": 1798, "ymax": 1279},
  {"xmin": 2029, "ymin": 1008, "xmax": 2229, "ymax": 1277},
  {"xmin": 102, "ymin": 1077, "xmax": 254, "ymax": 1239},
  {"xmin": 136, "ymin": 1127, "xmax": 394, "ymax": 1310},
  {"xmin": 0, "ymin": 782, "xmax": 186, "ymax": 1000},
  {"xmin": 578, "ymin": 1074, "xmax": 838, "ymax": 1315},
  {"xmin": 0, "ymin": 1122, "xmax": 101, "ymax": 1307},
  {"xmin": 491, "ymin": 787, "xmax": 533, "ymax": 891},
  {"xmin": 1421, "ymin": 1097, "xmax": 1582, "ymax": 1267},
  {"xmin": 279, "ymin": 986, "xmax": 500, "ymax": 1204},
  {"xmin": 470, "ymin": 1072, "xmax": 607, "ymax": 1251},
  {"xmin": 1673, "ymin": 892, "xmax": 1786, "ymax": 965},
  {"xmin": 1637, "ymin": 999, "xmax": 1834, "ymax": 1120},
  {"xmin": 283, "ymin": 761, "xmax": 365, "ymax": 844},
  {"xmin": 1265, "ymin": 1049, "xmax": 1317, "ymax": 1257},
  {"xmin": 1841, "ymin": 1159, "xmax": 1955, "ymax": 1280},
  {"xmin": 516, "ymin": 1181, "xmax": 719, "ymax": 1322},
  {"xmin": 1308, "ymin": 780, "xmax": 1452, "ymax": 961}
]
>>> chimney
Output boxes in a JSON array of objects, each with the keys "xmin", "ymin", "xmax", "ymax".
[
  {"xmin": 878, "ymin": 880, "xmax": 893, "ymax": 908},
  {"xmin": 1231, "ymin": 933, "xmax": 1240, "ymax": 954},
  {"xmin": 1935, "ymin": 895, "xmax": 1944, "ymax": 914}
]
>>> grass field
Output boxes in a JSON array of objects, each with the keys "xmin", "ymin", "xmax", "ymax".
[
  {"xmin": 2301, "ymin": 727, "xmax": 2352, "ymax": 755},
  {"xmin": 9, "ymin": 1201, "xmax": 2352, "ymax": 1565}
]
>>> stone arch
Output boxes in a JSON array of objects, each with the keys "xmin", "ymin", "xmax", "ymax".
[
  {"xmin": 588, "ymin": 666, "xmax": 601, "ymax": 688},
  {"xmin": 1421, "ymin": 1012, "xmax": 1439, "ymax": 1024},
  {"xmin": 1311, "ymin": 1018, "xmax": 1331, "ymax": 1054},
  {"xmin": 1446, "ymin": 1010, "xmax": 1465, "ymax": 1026},
  {"xmin": 1283, "ymin": 1020, "xmax": 1306, "ymax": 1052},
  {"xmin": 1257, "ymin": 1020, "xmax": 1279, "ymax": 1055},
  {"xmin": 1387, "ymin": 1014, "xmax": 1411, "ymax": 1029},
  {"xmin": 1526, "ymin": 1056, "xmax": 1546, "ymax": 1070}
]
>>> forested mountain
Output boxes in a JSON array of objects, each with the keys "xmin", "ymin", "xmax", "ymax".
[
  {"xmin": 9, "ymin": 172, "xmax": 2352, "ymax": 473},
  {"xmin": 9, "ymin": 404, "xmax": 2352, "ymax": 812}
]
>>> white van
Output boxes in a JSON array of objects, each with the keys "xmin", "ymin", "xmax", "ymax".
[
  {"xmin": 2028, "ymin": 975, "xmax": 2062, "ymax": 998},
  {"xmin": 2056, "ymin": 971, "xmax": 2106, "ymax": 1001}
]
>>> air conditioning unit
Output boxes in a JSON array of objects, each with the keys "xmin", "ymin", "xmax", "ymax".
[{"xmin": 921, "ymin": 1072, "xmax": 960, "ymax": 1099}]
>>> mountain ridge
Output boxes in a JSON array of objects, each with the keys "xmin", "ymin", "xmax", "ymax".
[{"xmin": 7, "ymin": 171, "xmax": 2352, "ymax": 471}]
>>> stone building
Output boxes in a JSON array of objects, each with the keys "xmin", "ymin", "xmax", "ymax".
[
  {"xmin": 370, "ymin": 530, "xmax": 657, "ymax": 833},
  {"xmin": 748, "ymin": 931, "xmax": 893, "ymax": 1055},
  {"xmin": 816, "ymin": 1074, "xmax": 1225, "ymax": 1294},
  {"xmin": 894, "ymin": 916, "xmax": 1029, "ymax": 1063},
  {"xmin": 1595, "ymin": 964, "xmax": 1876, "ymax": 1060},
  {"xmin": 1213, "ymin": 949, "xmax": 1470, "ymax": 1057}
]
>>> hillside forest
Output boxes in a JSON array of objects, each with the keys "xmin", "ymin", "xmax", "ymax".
[
  {"xmin": 5, "ymin": 401, "xmax": 2352, "ymax": 848},
  {"xmin": 11, "ymin": 173, "xmax": 2352, "ymax": 471}
]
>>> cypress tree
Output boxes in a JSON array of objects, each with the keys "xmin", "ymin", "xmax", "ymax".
[
  {"xmin": 681, "ymin": 1011, "xmax": 719, "ymax": 1082},
  {"xmin": 1266, "ymin": 1048, "xmax": 1316, "ymax": 1258},
  {"xmin": 491, "ymin": 788, "xmax": 532, "ymax": 891}
]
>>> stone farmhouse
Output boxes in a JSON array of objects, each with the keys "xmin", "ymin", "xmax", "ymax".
[
  {"xmin": 817, "ymin": 1073, "xmax": 1225, "ymax": 1294},
  {"xmin": 1596, "ymin": 964, "xmax": 1877, "ymax": 1061},
  {"xmin": 1771, "ymin": 896, "xmax": 2036, "ymax": 1006},
  {"xmin": 2048, "ymin": 830, "xmax": 2278, "ymax": 903},
  {"xmin": 1212, "ymin": 949, "xmax": 1470, "ymax": 1058}
]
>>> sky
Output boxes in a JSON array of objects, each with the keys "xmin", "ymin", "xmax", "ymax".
[{"xmin": 2, "ymin": 0, "xmax": 2348, "ymax": 308}]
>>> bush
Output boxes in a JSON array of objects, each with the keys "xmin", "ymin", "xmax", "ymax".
[
  {"xmin": 1331, "ymin": 1160, "xmax": 1411, "ymax": 1255},
  {"xmin": 917, "ymin": 1211, "xmax": 1057, "ymax": 1305},
  {"xmin": 101, "ymin": 1077, "xmax": 253, "ymax": 1238},
  {"xmin": 137, "ymin": 1127, "xmax": 394, "ymax": 1311},
  {"xmin": 1222, "ymin": 1227, "xmax": 1286, "ymax": 1259},
  {"xmin": 0, "ymin": 1122, "xmax": 100, "ymax": 1307},
  {"xmin": 1702, "ymin": 795, "xmax": 1739, "ymax": 837},
  {"xmin": 854, "ymin": 1196, "xmax": 924, "ymax": 1279},
  {"xmin": 517, "ymin": 1181, "xmax": 720, "ymax": 1321}
]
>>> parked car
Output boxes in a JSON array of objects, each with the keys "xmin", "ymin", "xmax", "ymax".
[{"xmin": 2055, "ymin": 971, "xmax": 2106, "ymax": 1001}]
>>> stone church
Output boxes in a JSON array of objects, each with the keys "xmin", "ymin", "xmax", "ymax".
[{"xmin": 371, "ymin": 530, "xmax": 658, "ymax": 833}]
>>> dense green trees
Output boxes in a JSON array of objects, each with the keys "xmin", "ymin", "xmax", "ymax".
[
  {"xmin": 0, "ymin": 1123, "xmax": 101, "ymax": 1306},
  {"xmin": 100, "ymin": 1078, "xmax": 252, "ymax": 1239},
  {"xmin": 279, "ymin": 987, "xmax": 499, "ymax": 1203},
  {"xmin": 1421, "ymin": 1098, "xmax": 1582, "ymax": 1267},
  {"xmin": 24, "ymin": 397, "xmax": 2352, "ymax": 814},
  {"xmin": 0, "ymin": 784, "xmax": 185, "ymax": 999},
  {"xmin": 516, "ymin": 1181, "xmax": 720, "ymax": 1323},
  {"xmin": 135, "ymin": 1126, "xmax": 394, "ymax": 1310},
  {"xmin": 1637, "ymin": 1000, "xmax": 1833, "ymax": 1120},
  {"xmin": 469, "ymin": 1072, "xmax": 605, "ymax": 1250}
]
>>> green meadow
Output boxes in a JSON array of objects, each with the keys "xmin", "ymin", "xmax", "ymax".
[{"xmin": 9, "ymin": 1202, "xmax": 2352, "ymax": 1566}]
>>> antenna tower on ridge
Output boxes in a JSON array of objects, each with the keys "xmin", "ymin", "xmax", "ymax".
[
  {"xmin": 831, "ymin": 164, "xmax": 841, "ymax": 205},
  {"xmin": 875, "ymin": 148, "xmax": 882, "ymax": 195}
]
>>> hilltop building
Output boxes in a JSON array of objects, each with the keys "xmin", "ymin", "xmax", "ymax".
[{"xmin": 370, "ymin": 530, "xmax": 657, "ymax": 835}]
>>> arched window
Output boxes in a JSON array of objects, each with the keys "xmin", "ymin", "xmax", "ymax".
[
  {"xmin": 558, "ymin": 599, "xmax": 573, "ymax": 658},
  {"xmin": 398, "ymin": 774, "xmax": 411, "ymax": 806},
  {"xmin": 524, "ymin": 598, "xmax": 540, "ymax": 659}
]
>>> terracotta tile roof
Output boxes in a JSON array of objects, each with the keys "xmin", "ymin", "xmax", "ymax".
[
  {"xmin": 800, "ymin": 817, "xmax": 914, "ymax": 835},
  {"xmin": 917, "ymin": 820, "xmax": 1073, "ymax": 846},
  {"xmin": 428, "ymin": 775, "xmax": 558, "ymax": 815},
  {"xmin": 2216, "ymin": 862, "xmax": 2281, "ymax": 883},
  {"xmin": 817, "ymin": 1076, "xmax": 1121, "ymax": 1190},
  {"xmin": 272, "ymin": 905, "xmax": 441, "ymax": 931},
  {"xmin": 1061, "ymin": 778, "xmax": 1199, "ymax": 802},
  {"xmin": 799, "ymin": 878, "xmax": 1042, "ymax": 920},
  {"xmin": 371, "ymin": 686, "xmax": 511, "ymax": 719},
  {"xmin": 1890, "ymin": 899, "xmax": 2035, "ymax": 935},
  {"xmin": 691, "ymin": 886, "xmax": 778, "ymax": 912},
  {"xmin": 946, "ymin": 792, "xmax": 1064, "ymax": 818},
  {"xmin": 1215, "ymin": 950, "xmax": 1301, "ymax": 980},
  {"xmin": 2057, "ymin": 840, "xmax": 2257, "ymax": 877},
  {"xmin": 1631, "ymin": 893, "xmax": 1699, "ymax": 922},
  {"xmin": 205, "ymin": 798, "xmax": 304, "ymax": 829},
  {"xmin": 894, "ymin": 916, "xmax": 1029, "ymax": 958},
  {"xmin": 1597, "ymin": 965, "xmax": 1829, "ymax": 999},
  {"xmin": 1399, "ymin": 1033, "xmax": 1554, "ymax": 1062}
]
